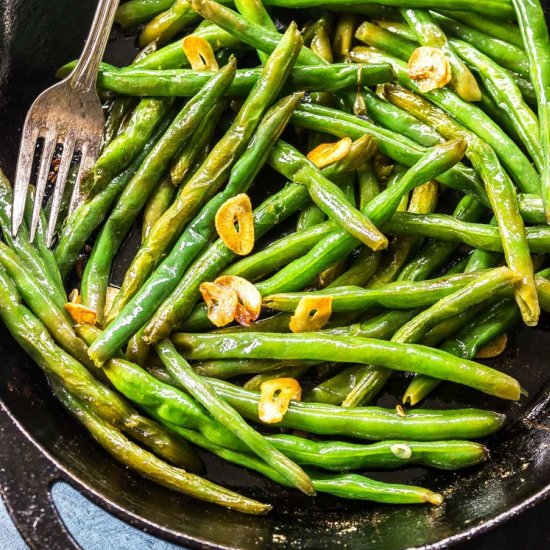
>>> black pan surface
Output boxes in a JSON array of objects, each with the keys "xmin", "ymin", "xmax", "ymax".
[{"xmin": 0, "ymin": 1, "xmax": 549, "ymax": 548}]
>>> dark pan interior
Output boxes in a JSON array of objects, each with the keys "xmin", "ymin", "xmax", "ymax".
[{"xmin": 0, "ymin": 1, "xmax": 549, "ymax": 548}]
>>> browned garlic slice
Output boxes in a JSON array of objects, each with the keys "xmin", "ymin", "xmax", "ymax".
[{"xmin": 408, "ymin": 46, "xmax": 452, "ymax": 93}]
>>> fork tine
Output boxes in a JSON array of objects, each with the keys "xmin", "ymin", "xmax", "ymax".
[
  {"xmin": 45, "ymin": 134, "xmax": 76, "ymax": 247},
  {"xmin": 68, "ymin": 140, "xmax": 98, "ymax": 216},
  {"xmin": 12, "ymin": 123, "xmax": 40, "ymax": 237},
  {"xmin": 29, "ymin": 131, "xmax": 57, "ymax": 243}
]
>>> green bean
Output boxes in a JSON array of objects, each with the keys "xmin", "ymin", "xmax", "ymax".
[
  {"xmin": 398, "ymin": 197, "xmax": 484, "ymax": 283},
  {"xmin": 0, "ymin": 268, "xmax": 201, "ymax": 470},
  {"xmin": 235, "ymin": 0, "xmax": 277, "ymax": 64},
  {"xmin": 464, "ymin": 218, "xmax": 501, "ymax": 273},
  {"xmin": 77, "ymin": 324, "xmax": 248, "ymax": 452},
  {"xmin": 102, "ymin": 97, "xmax": 137, "ymax": 150},
  {"xmin": 170, "ymin": 102, "xmax": 224, "ymax": 186},
  {"xmin": 518, "ymin": 194, "xmax": 546, "ymax": 224},
  {"xmin": 350, "ymin": 44, "xmax": 539, "ymax": 195},
  {"xmin": 204, "ymin": 378, "xmax": 506, "ymax": 440},
  {"xmin": 393, "ymin": 267, "xmax": 519, "ymax": 344},
  {"xmin": 384, "ymin": 212, "xmax": 550, "ymax": 253},
  {"xmin": 82, "ymin": 98, "xmax": 174, "ymax": 198},
  {"xmin": 477, "ymin": 82, "xmax": 525, "ymax": 143},
  {"xmin": 106, "ymin": 28, "xmax": 302, "ymax": 325},
  {"xmin": 382, "ymin": 84, "xmax": 539, "ymax": 326},
  {"xmin": 512, "ymin": 0, "xmax": 550, "ymax": 222},
  {"xmin": 140, "ymin": 0, "xmax": 232, "ymax": 46},
  {"xmin": 52, "ymin": 382, "xmax": 269, "ymax": 514},
  {"xmin": 304, "ymin": 365, "xmax": 366, "ymax": 405},
  {"xmin": 270, "ymin": 139, "xmax": 386, "ymax": 250},
  {"xmin": 366, "ymin": 180, "xmax": 438, "ymax": 289},
  {"xmin": 437, "ymin": 10, "xmax": 524, "ymax": 49},
  {"xmin": 223, "ymin": 220, "xmax": 335, "ymax": 282},
  {"xmin": 254, "ymin": 140, "xmax": 466, "ymax": 298},
  {"xmin": 352, "ymin": 89, "xmax": 444, "ymax": 148},
  {"xmin": 292, "ymin": 103, "xmax": 489, "ymax": 204},
  {"xmin": 333, "ymin": 13, "xmax": 357, "ymax": 60},
  {"xmin": 0, "ymin": 172, "xmax": 67, "ymax": 311},
  {"xmin": 432, "ymin": 13, "xmax": 530, "ymax": 79},
  {"xmin": 156, "ymin": 340, "xmax": 315, "ymax": 495},
  {"xmin": 159, "ymin": 422, "xmax": 444, "ymax": 504},
  {"xmin": 404, "ymin": 299, "xmax": 520, "ymax": 406},
  {"xmin": 266, "ymin": 435, "xmax": 487, "ymax": 471},
  {"xmin": 452, "ymin": 39, "xmax": 542, "ymax": 170},
  {"xmin": 265, "ymin": 272, "xmax": 482, "ymax": 313},
  {"xmin": 328, "ymin": 247, "xmax": 381, "ymax": 288},
  {"xmin": 406, "ymin": 267, "xmax": 550, "ymax": 405},
  {"xmin": 107, "ymin": 95, "xmax": 299, "ymax": 324},
  {"xmin": 263, "ymin": 0, "xmax": 516, "ymax": 19},
  {"xmin": 54, "ymin": 114, "xmax": 173, "ymax": 280},
  {"xmin": 192, "ymin": 0, "xmax": 324, "ymax": 66},
  {"xmin": 115, "ymin": 0, "xmax": 175, "ymax": 28},
  {"xmin": 0, "ymin": 242, "xmax": 92, "ymax": 367},
  {"xmin": 65, "ymin": 61, "xmax": 395, "ymax": 97},
  {"xmin": 142, "ymin": 178, "xmax": 176, "ymax": 242},
  {"xmin": 194, "ymin": 358, "xmax": 315, "ymax": 379},
  {"xmin": 23, "ymin": 197, "xmax": 66, "ymax": 300},
  {"xmin": 400, "ymin": 10, "xmax": 481, "ymax": 101},
  {"xmin": 81, "ymin": 61, "xmax": 237, "ymax": 324},
  {"xmin": 174, "ymin": 332, "xmax": 521, "ymax": 400},
  {"xmin": 88, "ymin": 140, "xmax": 377, "ymax": 363}
]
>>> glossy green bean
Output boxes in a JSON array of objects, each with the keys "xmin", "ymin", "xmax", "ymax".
[
  {"xmin": 159, "ymin": 422, "xmax": 444, "ymax": 504},
  {"xmin": 382, "ymin": 84, "xmax": 539, "ymax": 326},
  {"xmin": 437, "ymin": 10, "xmax": 524, "ymax": 49},
  {"xmin": 0, "ymin": 172, "xmax": 67, "ymax": 311},
  {"xmin": 63, "ymin": 61, "xmax": 395, "ymax": 97},
  {"xmin": 384, "ymin": 212, "xmax": 550, "ymax": 252},
  {"xmin": 204, "ymin": 378, "xmax": 506, "ymax": 440},
  {"xmin": 263, "ymin": 0, "xmax": 515, "ymax": 19},
  {"xmin": 394, "ymin": 267, "xmax": 519, "ymax": 344},
  {"xmin": 432, "ymin": 13, "xmax": 529, "ymax": 78},
  {"xmin": 83, "ymin": 98, "xmax": 174, "ymax": 198},
  {"xmin": 142, "ymin": 178, "xmax": 176, "ymax": 242},
  {"xmin": 512, "ymin": 0, "xmax": 550, "ymax": 222},
  {"xmin": 170, "ymin": 102, "xmax": 224, "ymax": 186},
  {"xmin": 399, "ymin": 10, "xmax": 481, "ymax": 101},
  {"xmin": 174, "ymin": 332, "xmax": 521, "ymax": 400},
  {"xmin": 353, "ymin": 89, "xmax": 443, "ymax": 148},
  {"xmin": 0, "ymin": 243, "xmax": 92, "ymax": 367},
  {"xmin": 267, "ymin": 435, "xmax": 487, "ymax": 471},
  {"xmin": 156, "ymin": 340, "xmax": 315, "ymax": 495},
  {"xmin": 452, "ymin": 39, "xmax": 542, "ymax": 170},
  {"xmin": 269, "ymin": 139, "xmax": 386, "ymax": 249},
  {"xmin": 52, "ymin": 382, "xmax": 269, "ymax": 514},
  {"xmin": 0, "ymin": 268, "xmax": 200, "ymax": 470},
  {"xmin": 265, "ymin": 271, "xmax": 483, "ymax": 313},
  {"xmin": 350, "ymin": 45, "xmax": 539, "ymax": 195},
  {"xmin": 223, "ymin": 220, "xmax": 335, "ymax": 282},
  {"xmin": 255, "ymin": 140, "xmax": 466, "ymax": 298},
  {"xmin": 292, "ymin": 103, "xmax": 489, "ymax": 204},
  {"xmin": 115, "ymin": 0, "xmax": 175, "ymax": 28}
]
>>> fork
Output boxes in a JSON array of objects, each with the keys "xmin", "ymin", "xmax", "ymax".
[{"xmin": 12, "ymin": 0, "xmax": 119, "ymax": 247}]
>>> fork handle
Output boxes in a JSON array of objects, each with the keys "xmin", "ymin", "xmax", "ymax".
[{"xmin": 68, "ymin": 0, "xmax": 119, "ymax": 93}]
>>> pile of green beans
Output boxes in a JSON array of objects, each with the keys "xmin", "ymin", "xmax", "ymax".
[{"xmin": 3, "ymin": 0, "xmax": 550, "ymax": 516}]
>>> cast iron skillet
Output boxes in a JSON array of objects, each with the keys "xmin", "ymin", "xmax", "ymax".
[{"xmin": 1, "ymin": 2, "xmax": 550, "ymax": 548}]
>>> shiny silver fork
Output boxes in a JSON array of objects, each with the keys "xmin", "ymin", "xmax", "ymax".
[{"xmin": 12, "ymin": 0, "xmax": 119, "ymax": 246}]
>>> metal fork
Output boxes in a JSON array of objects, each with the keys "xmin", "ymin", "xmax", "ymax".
[{"xmin": 12, "ymin": 0, "xmax": 119, "ymax": 246}]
